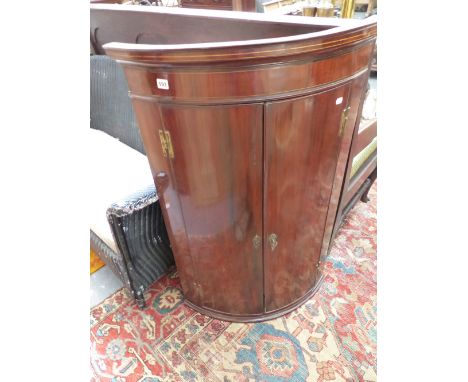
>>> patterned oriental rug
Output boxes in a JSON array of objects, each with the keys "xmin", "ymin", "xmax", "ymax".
[{"xmin": 90, "ymin": 183, "xmax": 377, "ymax": 382}]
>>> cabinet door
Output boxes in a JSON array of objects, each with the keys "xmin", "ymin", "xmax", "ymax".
[
  {"xmin": 158, "ymin": 103, "xmax": 264, "ymax": 315},
  {"xmin": 263, "ymin": 84, "xmax": 352, "ymax": 312}
]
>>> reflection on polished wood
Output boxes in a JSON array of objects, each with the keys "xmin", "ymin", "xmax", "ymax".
[
  {"xmin": 159, "ymin": 103, "xmax": 264, "ymax": 314},
  {"xmin": 264, "ymin": 85, "xmax": 352, "ymax": 312},
  {"xmin": 92, "ymin": 4, "xmax": 377, "ymax": 322}
]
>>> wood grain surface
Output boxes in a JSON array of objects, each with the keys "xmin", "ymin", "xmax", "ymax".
[{"xmin": 94, "ymin": 5, "xmax": 377, "ymax": 321}]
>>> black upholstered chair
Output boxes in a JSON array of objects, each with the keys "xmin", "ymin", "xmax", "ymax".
[{"xmin": 90, "ymin": 54, "xmax": 175, "ymax": 308}]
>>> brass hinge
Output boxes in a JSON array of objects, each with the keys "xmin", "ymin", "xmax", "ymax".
[
  {"xmin": 159, "ymin": 129, "xmax": 174, "ymax": 159},
  {"xmin": 339, "ymin": 106, "xmax": 351, "ymax": 137}
]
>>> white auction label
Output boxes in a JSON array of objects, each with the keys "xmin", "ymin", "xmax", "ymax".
[
  {"xmin": 157, "ymin": 78, "xmax": 169, "ymax": 90},
  {"xmin": 336, "ymin": 97, "xmax": 343, "ymax": 105}
]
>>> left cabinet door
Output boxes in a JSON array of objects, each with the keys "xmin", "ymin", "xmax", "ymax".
[{"xmin": 133, "ymin": 100, "xmax": 265, "ymax": 316}]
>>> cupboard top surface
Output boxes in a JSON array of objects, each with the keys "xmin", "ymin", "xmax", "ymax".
[{"xmin": 91, "ymin": 4, "xmax": 376, "ymax": 64}]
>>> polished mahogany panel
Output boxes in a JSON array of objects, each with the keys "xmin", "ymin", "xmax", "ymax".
[
  {"xmin": 320, "ymin": 74, "xmax": 369, "ymax": 262},
  {"xmin": 129, "ymin": 99, "xmax": 197, "ymax": 300},
  {"xmin": 90, "ymin": 5, "xmax": 334, "ymax": 55},
  {"xmin": 96, "ymin": 5, "xmax": 377, "ymax": 321},
  {"xmin": 133, "ymin": 101, "xmax": 265, "ymax": 314},
  {"xmin": 263, "ymin": 84, "xmax": 351, "ymax": 311},
  {"xmin": 121, "ymin": 43, "xmax": 373, "ymax": 104}
]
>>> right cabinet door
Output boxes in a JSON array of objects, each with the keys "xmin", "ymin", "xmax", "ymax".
[{"xmin": 263, "ymin": 84, "xmax": 352, "ymax": 312}]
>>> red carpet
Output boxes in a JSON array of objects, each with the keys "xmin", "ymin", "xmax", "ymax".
[{"xmin": 90, "ymin": 183, "xmax": 377, "ymax": 382}]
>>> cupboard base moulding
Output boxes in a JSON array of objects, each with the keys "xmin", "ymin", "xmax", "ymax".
[{"xmin": 184, "ymin": 274, "xmax": 324, "ymax": 323}]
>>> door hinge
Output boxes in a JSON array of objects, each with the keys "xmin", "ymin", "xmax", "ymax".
[
  {"xmin": 339, "ymin": 106, "xmax": 351, "ymax": 138},
  {"xmin": 159, "ymin": 129, "xmax": 174, "ymax": 159}
]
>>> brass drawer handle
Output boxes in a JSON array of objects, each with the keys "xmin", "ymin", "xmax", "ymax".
[{"xmin": 268, "ymin": 233, "xmax": 278, "ymax": 251}]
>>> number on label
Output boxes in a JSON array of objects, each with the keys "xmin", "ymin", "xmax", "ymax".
[{"xmin": 157, "ymin": 78, "xmax": 169, "ymax": 90}]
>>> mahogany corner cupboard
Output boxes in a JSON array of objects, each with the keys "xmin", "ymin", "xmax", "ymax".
[{"xmin": 91, "ymin": 5, "xmax": 377, "ymax": 322}]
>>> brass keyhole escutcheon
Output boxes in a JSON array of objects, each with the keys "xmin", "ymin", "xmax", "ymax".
[
  {"xmin": 252, "ymin": 234, "xmax": 261, "ymax": 250},
  {"xmin": 268, "ymin": 233, "xmax": 278, "ymax": 251}
]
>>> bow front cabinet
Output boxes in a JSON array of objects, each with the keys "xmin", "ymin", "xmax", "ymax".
[{"xmin": 94, "ymin": 5, "xmax": 377, "ymax": 321}]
